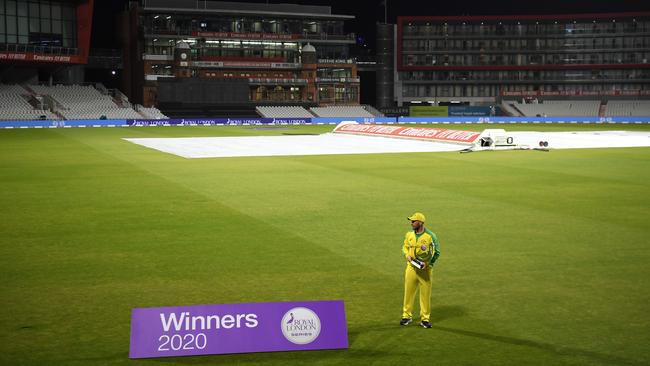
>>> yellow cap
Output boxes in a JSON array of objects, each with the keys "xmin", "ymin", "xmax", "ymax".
[{"xmin": 407, "ymin": 212, "xmax": 426, "ymax": 222}]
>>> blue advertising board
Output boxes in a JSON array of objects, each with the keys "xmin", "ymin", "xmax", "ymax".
[
  {"xmin": 0, "ymin": 119, "xmax": 127, "ymax": 128},
  {"xmin": 127, "ymin": 118, "xmax": 310, "ymax": 126},
  {"xmin": 311, "ymin": 117, "xmax": 397, "ymax": 124},
  {"xmin": 1, "ymin": 116, "xmax": 649, "ymax": 129}
]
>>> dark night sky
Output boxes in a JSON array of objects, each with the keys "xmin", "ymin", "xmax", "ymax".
[{"xmin": 93, "ymin": 0, "xmax": 650, "ymax": 50}]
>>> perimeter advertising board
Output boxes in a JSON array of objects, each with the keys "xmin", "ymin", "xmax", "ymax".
[{"xmin": 409, "ymin": 106, "xmax": 449, "ymax": 117}]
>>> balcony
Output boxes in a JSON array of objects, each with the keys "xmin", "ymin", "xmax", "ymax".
[
  {"xmin": 248, "ymin": 78, "xmax": 307, "ymax": 85},
  {"xmin": 143, "ymin": 54, "xmax": 174, "ymax": 61},
  {"xmin": 316, "ymin": 77, "xmax": 360, "ymax": 83},
  {"xmin": 0, "ymin": 43, "xmax": 79, "ymax": 56}
]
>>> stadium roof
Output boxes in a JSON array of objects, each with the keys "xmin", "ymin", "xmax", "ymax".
[{"xmin": 140, "ymin": 0, "xmax": 355, "ymax": 20}]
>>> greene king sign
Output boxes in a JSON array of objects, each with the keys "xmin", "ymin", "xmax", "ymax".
[{"xmin": 129, "ymin": 300, "xmax": 347, "ymax": 358}]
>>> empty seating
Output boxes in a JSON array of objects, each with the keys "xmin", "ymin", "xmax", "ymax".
[
  {"xmin": 0, "ymin": 84, "xmax": 58, "ymax": 120},
  {"xmin": 138, "ymin": 106, "xmax": 169, "ymax": 119},
  {"xmin": 513, "ymin": 100, "xmax": 601, "ymax": 117},
  {"xmin": 500, "ymin": 102, "xmax": 523, "ymax": 116},
  {"xmin": 30, "ymin": 84, "xmax": 142, "ymax": 120},
  {"xmin": 256, "ymin": 106, "xmax": 313, "ymax": 118},
  {"xmin": 310, "ymin": 106, "xmax": 375, "ymax": 118},
  {"xmin": 605, "ymin": 100, "xmax": 650, "ymax": 117}
]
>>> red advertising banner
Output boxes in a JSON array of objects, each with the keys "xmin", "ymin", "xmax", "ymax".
[
  {"xmin": 332, "ymin": 123, "xmax": 481, "ymax": 144},
  {"xmin": 192, "ymin": 32, "xmax": 299, "ymax": 40},
  {"xmin": 0, "ymin": 52, "xmax": 84, "ymax": 64}
]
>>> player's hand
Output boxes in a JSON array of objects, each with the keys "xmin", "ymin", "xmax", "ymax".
[{"xmin": 407, "ymin": 256, "xmax": 414, "ymax": 261}]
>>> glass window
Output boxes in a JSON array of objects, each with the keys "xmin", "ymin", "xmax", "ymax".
[
  {"xmin": 29, "ymin": 17, "xmax": 38, "ymax": 32},
  {"xmin": 62, "ymin": 20, "xmax": 72, "ymax": 39},
  {"xmin": 18, "ymin": 35, "xmax": 27, "ymax": 44},
  {"xmin": 18, "ymin": 16, "xmax": 27, "ymax": 35},
  {"xmin": 40, "ymin": 18, "xmax": 50, "ymax": 33},
  {"xmin": 29, "ymin": 2, "xmax": 38, "ymax": 17},
  {"xmin": 52, "ymin": 19, "xmax": 61, "ymax": 34},
  {"xmin": 6, "ymin": 34, "xmax": 16, "ymax": 43},
  {"xmin": 62, "ymin": 4, "xmax": 73, "ymax": 21},
  {"xmin": 51, "ymin": 3, "xmax": 60, "ymax": 19},
  {"xmin": 0, "ymin": 0, "xmax": 4, "ymax": 14},
  {"xmin": 0, "ymin": 15, "xmax": 4, "ymax": 32},
  {"xmin": 7, "ymin": 15, "xmax": 16, "ymax": 34},
  {"xmin": 40, "ymin": 2, "xmax": 50, "ymax": 19},
  {"xmin": 7, "ymin": 0, "xmax": 15, "ymax": 15},
  {"xmin": 17, "ymin": 1, "xmax": 26, "ymax": 16}
]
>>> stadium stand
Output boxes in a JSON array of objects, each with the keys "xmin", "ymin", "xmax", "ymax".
[
  {"xmin": 0, "ymin": 84, "xmax": 170, "ymax": 121},
  {"xmin": 510, "ymin": 100, "xmax": 601, "ymax": 117},
  {"xmin": 500, "ymin": 102, "xmax": 523, "ymax": 117},
  {"xmin": 605, "ymin": 101, "xmax": 650, "ymax": 117},
  {"xmin": 256, "ymin": 106, "xmax": 314, "ymax": 118},
  {"xmin": 137, "ymin": 105, "xmax": 170, "ymax": 120},
  {"xmin": 0, "ymin": 84, "xmax": 58, "ymax": 120},
  {"xmin": 29, "ymin": 84, "xmax": 145, "ymax": 120},
  {"xmin": 310, "ymin": 106, "xmax": 376, "ymax": 118}
]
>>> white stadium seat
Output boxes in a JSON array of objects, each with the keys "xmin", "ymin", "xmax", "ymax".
[
  {"xmin": 138, "ymin": 106, "xmax": 169, "ymax": 119},
  {"xmin": 256, "ymin": 106, "xmax": 313, "ymax": 118},
  {"xmin": 605, "ymin": 100, "xmax": 650, "ymax": 117},
  {"xmin": 309, "ymin": 106, "xmax": 375, "ymax": 118},
  {"xmin": 512, "ymin": 100, "xmax": 601, "ymax": 117},
  {"xmin": 2, "ymin": 84, "xmax": 166, "ymax": 121},
  {"xmin": 0, "ymin": 84, "xmax": 58, "ymax": 120},
  {"xmin": 28, "ymin": 84, "xmax": 147, "ymax": 120}
]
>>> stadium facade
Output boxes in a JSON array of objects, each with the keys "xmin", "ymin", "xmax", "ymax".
[
  {"xmin": 119, "ymin": 0, "xmax": 360, "ymax": 116},
  {"xmin": 0, "ymin": 0, "xmax": 94, "ymax": 83},
  {"xmin": 377, "ymin": 12, "xmax": 650, "ymax": 108}
]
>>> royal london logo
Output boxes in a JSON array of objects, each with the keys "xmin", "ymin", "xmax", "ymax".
[{"xmin": 281, "ymin": 307, "xmax": 321, "ymax": 345}]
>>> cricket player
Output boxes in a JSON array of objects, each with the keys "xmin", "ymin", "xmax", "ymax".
[{"xmin": 400, "ymin": 212, "xmax": 440, "ymax": 328}]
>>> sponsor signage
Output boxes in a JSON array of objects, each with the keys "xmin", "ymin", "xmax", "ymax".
[
  {"xmin": 333, "ymin": 123, "xmax": 481, "ymax": 144},
  {"xmin": 409, "ymin": 106, "xmax": 449, "ymax": 117},
  {"xmin": 0, "ymin": 119, "xmax": 127, "ymax": 128},
  {"xmin": 3, "ymin": 117, "xmax": 650, "ymax": 129},
  {"xmin": 0, "ymin": 52, "xmax": 84, "ymax": 64},
  {"xmin": 379, "ymin": 107, "xmax": 410, "ymax": 117},
  {"xmin": 312, "ymin": 117, "xmax": 396, "ymax": 124},
  {"xmin": 192, "ymin": 31, "xmax": 299, "ymax": 40},
  {"xmin": 127, "ymin": 118, "xmax": 310, "ymax": 126},
  {"xmin": 193, "ymin": 61, "xmax": 224, "ymax": 68},
  {"xmin": 501, "ymin": 90, "xmax": 650, "ymax": 97},
  {"xmin": 129, "ymin": 300, "xmax": 348, "ymax": 358},
  {"xmin": 192, "ymin": 61, "xmax": 300, "ymax": 69},
  {"xmin": 317, "ymin": 59, "xmax": 355, "ymax": 64},
  {"xmin": 448, "ymin": 106, "xmax": 493, "ymax": 117}
]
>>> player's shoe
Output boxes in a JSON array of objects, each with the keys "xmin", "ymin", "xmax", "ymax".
[
  {"xmin": 399, "ymin": 318, "xmax": 412, "ymax": 326},
  {"xmin": 420, "ymin": 321, "xmax": 432, "ymax": 328}
]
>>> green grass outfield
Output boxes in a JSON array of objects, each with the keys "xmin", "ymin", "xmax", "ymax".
[{"xmin": 1, "ymin": 123, "xmax": 649, "ymax": 365}]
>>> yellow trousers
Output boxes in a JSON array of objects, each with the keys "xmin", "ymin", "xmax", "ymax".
[{"xmin": 402, "ymin": 264, "xmax": 432, "ymax": 322}]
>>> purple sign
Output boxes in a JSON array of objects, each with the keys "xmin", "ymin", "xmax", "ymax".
[
  {"xmin": 129, "ymin": 300, "xmax": 348, "ymax": 358},
  {"xmin": 127, "ymin": 118, "xmax": 310, "ymax": 126}
]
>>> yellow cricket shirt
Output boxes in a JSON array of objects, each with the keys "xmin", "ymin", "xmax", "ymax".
[{"xmin": 402, "ymin": 228, "xmax": 441, "ymax": 266}]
